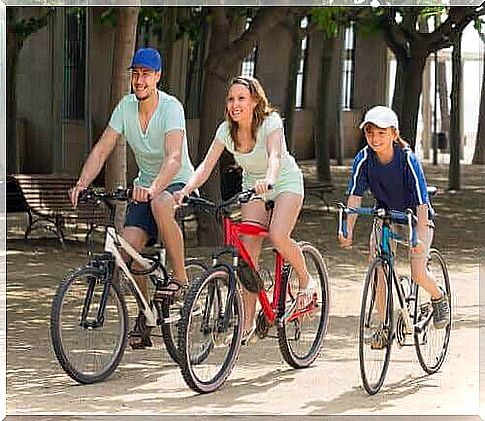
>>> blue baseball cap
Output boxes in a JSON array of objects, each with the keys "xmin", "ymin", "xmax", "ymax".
[{"xmin": 129, "ymin": 48, "xmax": 162, "ymax": 71}]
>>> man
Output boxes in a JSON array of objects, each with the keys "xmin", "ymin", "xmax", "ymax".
[{"xmin": 69, "ymin": 47, "xmax": 195, "ymax": 348}]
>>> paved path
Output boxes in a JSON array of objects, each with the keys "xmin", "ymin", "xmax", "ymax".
[{"xmin": 4, "ymin": 163, "xmax": 484, "ymax": 418}]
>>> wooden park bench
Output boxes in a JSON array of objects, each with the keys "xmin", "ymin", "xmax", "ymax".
[
  {"xmin": 8, "ymin": 174, "xmax": 110, "ymax": 247},
  {"xmin": 8, "ymin": 173, "xmax": 198, "ymax": 247}
]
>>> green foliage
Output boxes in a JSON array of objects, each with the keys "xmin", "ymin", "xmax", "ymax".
[
  {"xmin": 8, "ymin": 7, "xmax": 55, "ymax": 42},
  {"xmin": 311, "ymin": 7, "xmax": 350, "ymax": 38},
  {"xmin": 474, "ymin": 16, "xmax": 485, "ymax": 42},
  {"xmin": 100, "ymin": 7, "xmax": 118, "ymax": 27},
  {"xmin": 419, "ymin": 7, "xmax": 447, "ymax": 19}
]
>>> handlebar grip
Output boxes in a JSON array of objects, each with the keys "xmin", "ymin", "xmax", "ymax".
[
  {"xmin": 78, "ymin": 188, "xmax": 91, "ymax": 203},
  {"xmin": 411, "ymin": 228, "xmax": 418, "ymax": 248},
  {"xmin": 337, "ymin": 205, "xmax": 348, "ymax": 239}
]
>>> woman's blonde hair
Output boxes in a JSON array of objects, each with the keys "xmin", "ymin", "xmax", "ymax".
[{"xmin": 225, "ymin": 76, "xmax": 275, "ymax": 150}]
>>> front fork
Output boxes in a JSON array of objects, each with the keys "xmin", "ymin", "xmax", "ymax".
[
  {"xmin": 210, "ymin": 247, "xmax": 240, "ymax": 332},
  {"xmin": 81, "ymin": 253, "xmax": 116, "ymax": 329}
]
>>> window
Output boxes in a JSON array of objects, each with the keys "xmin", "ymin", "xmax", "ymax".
[
  {"xmin": 241, "ymin": 45, "xmax": 258, "ymax": 77},
  {"xmin": 295, "ymin": 16, "xmax": 308, "ymax": 109},
  {"xmin": 342, "ymin": 22, "xmax": 355, "ymax": 110},
  {"xmin": 62, "ymin": 8, "xmax": 86, "ymax": 120},
  {"xmin": 241, "ymin": 18, "xmax": 258, "ymax": 77}
]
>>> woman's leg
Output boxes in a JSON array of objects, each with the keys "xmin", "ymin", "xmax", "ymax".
[
  {"xmin": 240, "ymin": 199, "xmax": 268, "ymax": 332},
  {"xmin": 268, "ymin": 192, "xmax": 310, "ymax": 291}
]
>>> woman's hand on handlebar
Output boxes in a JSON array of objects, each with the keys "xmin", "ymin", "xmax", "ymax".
[{"xmin": 253, "ymin": 178, "xmax": 275, "ymax": 195}]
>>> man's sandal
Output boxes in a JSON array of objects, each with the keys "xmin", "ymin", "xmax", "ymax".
[
  {"xmin": 153, "ymin": 279, "xmax": 188, "ymax": 302},
  {"xmin": 128, "ymin": 310, "xmax": 153, "ymax": 350}
]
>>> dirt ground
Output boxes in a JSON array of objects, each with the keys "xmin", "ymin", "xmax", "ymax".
[{"xmin": 4, "ymin": 161, "xmax": 484, "ymax": 419}]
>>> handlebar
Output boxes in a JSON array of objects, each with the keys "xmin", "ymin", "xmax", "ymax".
[
  {"xmin": 79, "ymin": 187, "xmax": 131, "ymax": 204},
  {"xmin": 182, "ymin": 185, "xmax": 274, "ymax": 214},
  {"xmin": 337, "ymin": 203, "xmax": 418, "ymax": 247}
]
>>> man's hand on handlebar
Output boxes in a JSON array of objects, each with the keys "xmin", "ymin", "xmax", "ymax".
[
  {"xmin": 132, "ymin": 185, "xmax": 153, "ymax": 203},
  {"xmin": 69, "ymin": 181, "xmax": 88, "ymax": 208}
]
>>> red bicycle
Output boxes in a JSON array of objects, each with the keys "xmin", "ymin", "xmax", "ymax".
[{"xmin": 177, "ymin": 189, "xmax": 330, "ymax": 393}]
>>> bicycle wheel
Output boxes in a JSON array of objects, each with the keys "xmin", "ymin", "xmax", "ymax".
[
  {"xmin": 160, "ymin": 259, "xmax": 207, "ymax": 364},
  {"xmin": 50, "ymin": 266, "xmax": 128, "ymax": 384},
  {"xmin": 359, "ymin": 258, "xmax": 393, "ymax": 395},
  {"xmin": 278, "ymin": 242, "xmax": 330, "ymax": 368},
  {"xmin": 414, "ymin": 249, "xmax": 451, "ymax": 374},
  {"xmin": 178, "ymin": 267, "xmax": 243, "ymax": 393}
]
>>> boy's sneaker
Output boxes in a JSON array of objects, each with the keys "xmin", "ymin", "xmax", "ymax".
[{"xmin": 431, "ymin": 288, "xmax": 450, "ymax": 329}]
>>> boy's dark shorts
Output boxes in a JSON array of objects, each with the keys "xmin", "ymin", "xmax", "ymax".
[{"xmin": 124, "ymin": 182, "xmax": 186, "ymax": 246}]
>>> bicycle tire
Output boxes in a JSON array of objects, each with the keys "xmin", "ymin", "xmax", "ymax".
[
  {"xmin": 178, "ymin": 267, "xmax": 243, "ymax": 393},
  {"xmin": 414, "ymin": 248, "xmax": 451, "ymax": 374},
  {"xmin": 50, "ymin": 266, "xmax": 128, "ymax": 384},
  {"xmin": 277, "ymin": 242, "xmax": 330, "ymax": 368},
  {"xmin": 160, "ymin": 259, "xmax": 207, "ymax": 365},
  {"xmin": 359, "ymin": 257, "xmax": 393, "ymax": 395}
]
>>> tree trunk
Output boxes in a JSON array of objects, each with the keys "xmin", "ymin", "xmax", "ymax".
[
  {"xmin": 437, "ymin": 60, "xmax": 450, "ymax": 134},
  {"xmin": 448, "ymin": 32, "xmax": 462, "ymax": 191},
  {"xmin": 314, "ymin": 36, "xmax": 334, "ymax": 185},
  {"xmin": 195, "ymin": 11, "xmax": 231, "ymax": 246},
  {"xmin": 391, "ymin": 54, "xmax": 406, "ymax": 119},
  {"xmin": 105, "ymin": 7, "xmax": 139, "ymax": 228},
  {"xmin": 195, "ymin": 7, "xmax": 291, "ymax": 245},
  {"xmin": 285, "ymin": 15, "xmax": 302, "ymax": 154},
  {"xmin": 392, "ymin": 54, "xmax": 427, "ymax": 148},
  {"xmin": 472, "ymin": 53, "xmax": 485, "ymax": 165},
  {"xmin": 6, "ymin": 25, "xmax": 21, "ymax": 174}
]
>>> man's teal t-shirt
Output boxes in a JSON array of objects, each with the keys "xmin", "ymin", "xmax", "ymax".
[{"xmin": 109, "ymin": 90, "xmax": 194, "ymax": 188}]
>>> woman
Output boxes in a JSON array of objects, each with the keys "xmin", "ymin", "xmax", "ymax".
[{"xmin": 174, "ymin": 76, "xmax": 312, "ymax": 343}]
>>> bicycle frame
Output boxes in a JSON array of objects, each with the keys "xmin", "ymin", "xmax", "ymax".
[
  {"xmin": 100, "ymin": 226, "xmax": 166, "ymax": 327},
  {"xmin": 338, "ymin": 205, "xmax": 421, "ymax": 336},
  {"xmin": 222, "ymin": 216, "xmax": 285, "ymax": 325},
  {"xmin": 374, "ymin": 219, "xmax": 415, "ymax": 335}
]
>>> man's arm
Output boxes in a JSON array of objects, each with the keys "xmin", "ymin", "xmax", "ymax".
[
  {"xmin": 149, "ymin": 129, "xmax": 184, "ymax": 196},
  {"xmin": 70, "ymin": 126, "xmax": 119, "ymax": 207}
]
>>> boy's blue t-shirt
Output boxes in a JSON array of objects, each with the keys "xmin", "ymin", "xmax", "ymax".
[{"xmin": 347, "ymin": 144, "xmax": 434, "ymax": 217}]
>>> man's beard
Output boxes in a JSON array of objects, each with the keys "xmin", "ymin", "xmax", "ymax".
[{"xmin": 134, "ymin": 86, "xmax": 153, "ymax": 102}]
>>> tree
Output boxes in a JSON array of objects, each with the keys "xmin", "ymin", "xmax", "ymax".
[
  {"xmin": 358, "ymin": 6, "xmax": 483, "ymax": 148},
  {"xmin": 314, "ymin": 35, "xmax": 336, "ymax": 184},
  {"xmin": 448, "ymin": 30, "xmax": 463, "ymax": 191},
  {"xmin": 195, "ymin": 7, "xmax": 291, "ymax": 244},
  {"xmin": 7, "ymin": 7, "xmax": 54, "ymax": 173},
  {"xmin": 310, "ymin": 7, "xmax": 349, "ymax": 184},
  {"xmin": 283, "ymin": 12, "xmax": 306, "ymax": 154},
  {"xmin": 472, "ymin": 22, "xmax": 485, "ymax": 165},
  {"xmin": 472, "ymin": 54, "xmax": 485, "ymax": 164},
  {"xmin": 104, "ymin": 7, "xmax": 140, "ymax": 227}
]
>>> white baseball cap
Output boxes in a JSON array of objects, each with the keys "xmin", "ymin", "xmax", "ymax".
[{"xmin": 359, "ymin": 106, "xmax": 399, "ymax": 130}]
